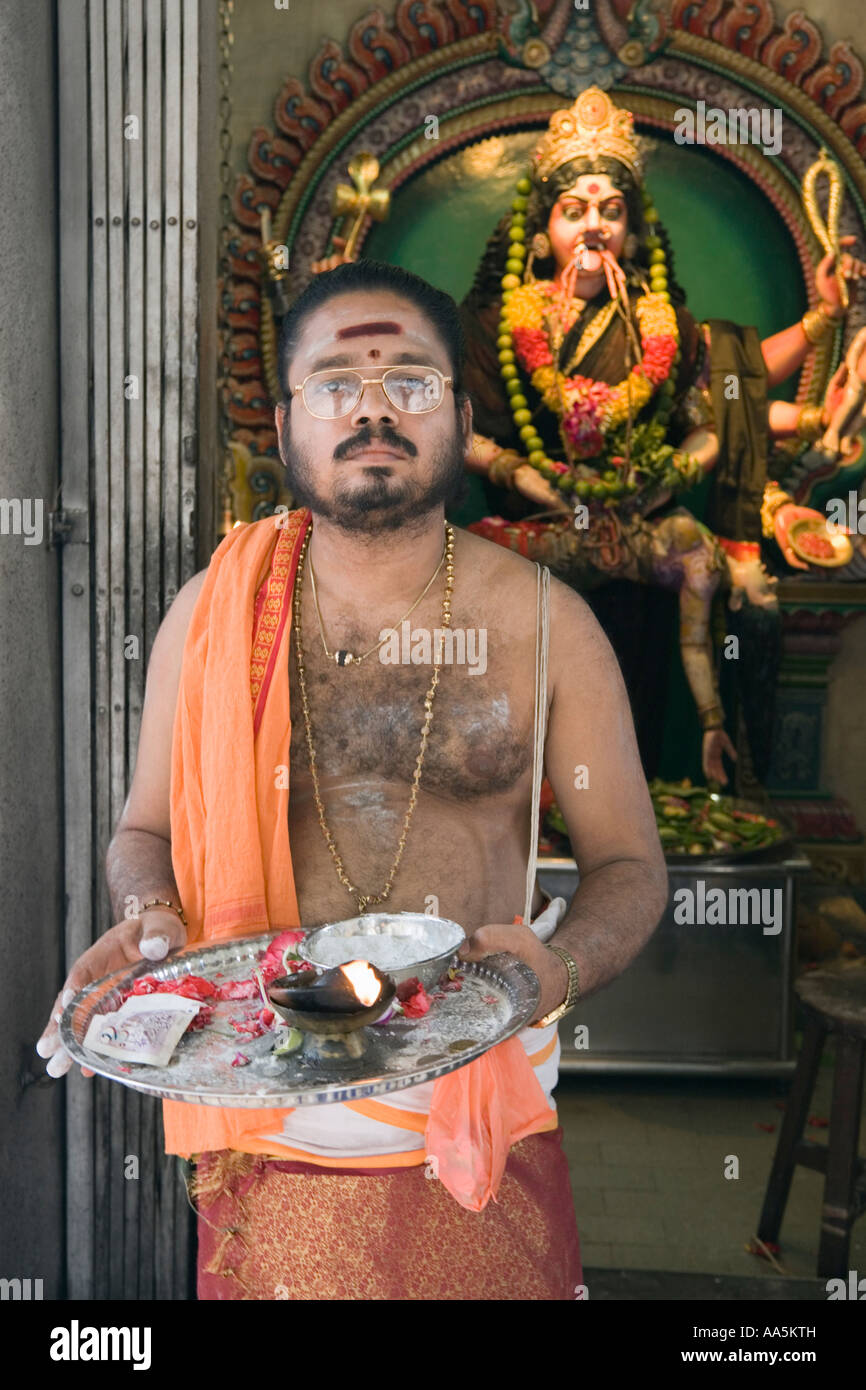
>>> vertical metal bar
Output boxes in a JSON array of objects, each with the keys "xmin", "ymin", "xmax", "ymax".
[
  {"xmin": 124, "ymin": 0, "xmax": 146, "ymax": 1302},
  {"xmin": 196, "ymin": 0, "xmax": 219, "ymax": 569},
  {"xmin": 125, "ymin": 0, "xmax": 146, "ymax": 801},
  {"xmin": 144, "ymin": 0, "xmax": 163, "ymax": 654},
  {"xmin": 162, "ymin": 0, "xmax": 182, "ymax": 606},
  {"xmin": 143, "ymin": 0, "xmax": 167, "ymax": 1301},
  {"xmin": 180, "ymin": 0, "xmax": 200, "ymax": 583},
  {"xmin": 58, "ymin": 0, "xmax": 95, "ymax": 1304},
  {"xmin": 105, "ymin": 0, "xmax": 129, "ymax": 1300},
  {"xmin": 88, "ymin": 0, "xmax": 113, "ymax": 1304}
]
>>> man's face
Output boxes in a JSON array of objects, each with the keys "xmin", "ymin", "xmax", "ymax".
[
  {"xmin": 548, "ymin": 173, "xmax": 628, "ymax": 278},
  {"xmin": 276, "ymin": 290, "xmax": 471, "ymax": 533}
]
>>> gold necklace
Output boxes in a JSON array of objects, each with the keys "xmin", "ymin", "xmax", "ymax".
[
  {"xmin": 292, "ymin": 523, "xmax": 456, "ymax": 914},
  {"xmin": 309, "ymin": 539, "xmax": 446, "ymax": 667}
]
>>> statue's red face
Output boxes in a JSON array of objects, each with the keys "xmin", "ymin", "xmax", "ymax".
[{"xmin": 547, "ymin": 173, "xmax": 628, "ymax": 293}]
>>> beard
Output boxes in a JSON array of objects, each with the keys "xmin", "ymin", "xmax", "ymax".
[{"xmin": 278, "ymin": 412, "xmax": 469, "ymax": 533}]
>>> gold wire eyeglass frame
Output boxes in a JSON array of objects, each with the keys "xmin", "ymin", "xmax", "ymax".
[{"xmin": 292, "ymin": 365, "xmax": 454, "ymax": 418}]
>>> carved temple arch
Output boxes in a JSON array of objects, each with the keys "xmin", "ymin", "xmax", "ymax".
[{"xmin": 218, "ymin": 0, "xmax": 866, "ymax": 530}]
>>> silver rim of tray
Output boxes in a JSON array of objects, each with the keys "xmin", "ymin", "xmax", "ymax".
[{"xmin": 59, "ymin": 932, "xmax": 540, "ymax": 1108}]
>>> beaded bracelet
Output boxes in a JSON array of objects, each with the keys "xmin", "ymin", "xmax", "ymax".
[{"xmin": 141, "ymin": 897, "xmax": 188, "ymax": 929}]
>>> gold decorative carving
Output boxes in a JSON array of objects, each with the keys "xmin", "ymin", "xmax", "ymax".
[{"xmin": 333, "ymin": 153, "xmax": 392, "ymax": 259}]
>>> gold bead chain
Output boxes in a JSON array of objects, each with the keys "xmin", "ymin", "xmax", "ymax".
[{"xmin": 292, "ymin": 523, "xmax": 456, "ymax": 915}]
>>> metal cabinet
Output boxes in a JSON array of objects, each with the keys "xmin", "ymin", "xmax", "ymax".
[{"xmin": 538, "ymin": 854, "xmax": 811, "ymax": 1076}]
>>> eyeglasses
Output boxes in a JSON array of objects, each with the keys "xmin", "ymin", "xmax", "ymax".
[{"xmin": 293, "ymin": 365, "xmax": 453, "ymax": 419}]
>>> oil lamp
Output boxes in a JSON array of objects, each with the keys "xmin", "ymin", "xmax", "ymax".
[{"xmin": 267, "ymin": 960, "xmax": 396, "ymax": 1060}]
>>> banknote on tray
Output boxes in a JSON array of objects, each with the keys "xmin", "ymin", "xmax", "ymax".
[{"xmin": 82, "ymin": 993, "xmax": 202, "ymax": 1068}]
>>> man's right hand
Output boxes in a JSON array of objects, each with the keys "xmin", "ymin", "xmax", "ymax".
[{"xmin": 36, "ymin": 909, "xmax": 187, "ymax": 1079}]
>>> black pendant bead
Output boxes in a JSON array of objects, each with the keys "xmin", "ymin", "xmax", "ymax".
[{"xmin": 335, "ymin": 650, "xmax": 354, "ymax": 667}]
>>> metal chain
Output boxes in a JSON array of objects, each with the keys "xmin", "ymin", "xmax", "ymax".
[
  {"xmin": 292, "ymin": 524, "xmax": 456, "ymax": 914},
  {"xmin": 309, "ymin": 546, "xmax": 446, "ymax": 666}
]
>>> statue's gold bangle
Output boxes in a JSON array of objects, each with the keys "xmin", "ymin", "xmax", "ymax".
[
  {"xmin": 796, "ymin": 404, "xmax": 825, "ymax": 441},
  {"xmin": 761, "ymin": 480, "xmax": 794, "ymax": 537},
  {"xmin": 801, "ymin": 302, "xmax": 841, "ymax": 345},
  {"xmin": 698, "ymin": 703, "xmax": 725, "ymax": 732},
  {"xmin": 488, "ymin": 450, "xmax": 522, "ymax": 489}
]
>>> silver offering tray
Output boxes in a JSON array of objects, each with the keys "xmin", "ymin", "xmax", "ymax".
[{"xmin": 59, "ymin": 931, "xmax": 540, "ymax": 1108}]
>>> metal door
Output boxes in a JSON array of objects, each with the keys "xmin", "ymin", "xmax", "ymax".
[{"xmin": 58, "ymin": 0, "xmax": 207, "ymax": 1300}]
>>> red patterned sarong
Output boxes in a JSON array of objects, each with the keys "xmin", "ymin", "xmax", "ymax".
[{"xmin": 194, "ymin": 1126, "xmax": 582, "ymax": 1300}]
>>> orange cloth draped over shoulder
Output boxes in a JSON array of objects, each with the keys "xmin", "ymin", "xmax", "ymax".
[{"xmin": 162, "ymin": 508, "xmax": 555, "ymax": 1211}]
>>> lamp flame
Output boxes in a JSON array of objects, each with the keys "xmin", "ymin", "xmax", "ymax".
[{"xmin": 339, "ymin": 959, "xmax": 382, "ymax": 1007}]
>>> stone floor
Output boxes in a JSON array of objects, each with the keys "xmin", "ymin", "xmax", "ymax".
[{"xmin": 556, "ymin": 1038, "xmax": 866, "ymax": 1290}]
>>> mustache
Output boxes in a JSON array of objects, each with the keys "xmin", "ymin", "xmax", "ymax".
[{"xmin": 333, "ymin": 425, "xmax": 418, "ymax": 462}]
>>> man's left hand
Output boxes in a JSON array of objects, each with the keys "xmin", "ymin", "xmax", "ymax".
[{"xmin": 457, "ymin": 923, "xmax": 569, "ymax": 1024}]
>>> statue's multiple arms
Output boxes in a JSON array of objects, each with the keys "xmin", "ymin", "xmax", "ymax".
[
  {"xmin": 465, "ymin": 430, "xmax": 572, "ymax": 513},
  {"xmin": 761, "ymin": 239, "xmax": 864, "ymax": 387}
]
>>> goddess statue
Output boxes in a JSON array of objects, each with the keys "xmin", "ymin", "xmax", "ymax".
[
  {"xmin": 298, "ymin": 87, "xmax": 865, "ymax": 784},
  {"xmin": 454, "ymin": 88, "xmax": 865, "ymax": 785}
]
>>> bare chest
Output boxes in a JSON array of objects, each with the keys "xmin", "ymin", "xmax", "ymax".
[{"xmin": 288, "ymin": 611, "xmax": 535, "ymax": 801}]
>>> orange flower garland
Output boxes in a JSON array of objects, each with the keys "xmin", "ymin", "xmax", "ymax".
[{"xmin": 503, "ymin": 283, "xmax": 680, "ymax": 462}]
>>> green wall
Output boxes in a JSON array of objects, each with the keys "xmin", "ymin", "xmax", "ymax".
[{"xmin": 366, "ymin": 131, "xmax": 805, "ymax": 352}]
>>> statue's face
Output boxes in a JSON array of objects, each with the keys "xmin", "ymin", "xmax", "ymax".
[{"xmin": 547, "ymin": 172, "xmax": 628, "ymax": 287}]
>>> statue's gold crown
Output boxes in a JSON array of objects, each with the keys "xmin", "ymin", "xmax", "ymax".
[{"xmin": 532, "ymin": 87, "xmax": 644, "ymax": 183}]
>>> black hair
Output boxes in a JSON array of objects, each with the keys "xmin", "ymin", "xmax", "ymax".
[
  {"xmin": 464, "ymin": 154, "xmax": 686, "ymax": 312},
  {"xmin": 277, "ymin": 259, "xmax": 467, "ymax": 402}
]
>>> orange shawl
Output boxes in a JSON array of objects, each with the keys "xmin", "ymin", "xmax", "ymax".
[{"xmin": 162, "ymin": 509, "xmax": 553, "ymax": 1209}]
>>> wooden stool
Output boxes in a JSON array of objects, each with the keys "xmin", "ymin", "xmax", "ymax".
[{"xmin": 757, "ymin": 965, "xmax": 866, "ymax": 1278}]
